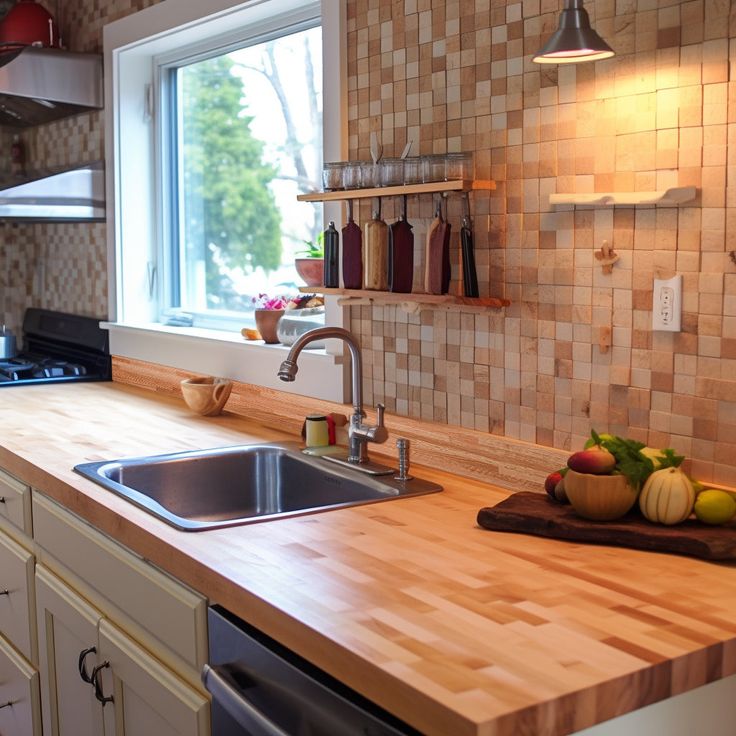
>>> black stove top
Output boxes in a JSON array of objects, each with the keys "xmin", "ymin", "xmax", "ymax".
[{"xmin": 0, "ymin": 309, "xmax": 111, "ymax": 387}]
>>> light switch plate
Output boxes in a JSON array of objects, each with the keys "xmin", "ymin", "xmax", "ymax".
[{"xmin": 652, "ymin": 274, "xmax": 682, "ymax": 332}]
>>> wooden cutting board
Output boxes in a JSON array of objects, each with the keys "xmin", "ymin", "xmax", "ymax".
[{"xmin": 477, "ymin": 492, "xmax": 736, "ymax": 560}]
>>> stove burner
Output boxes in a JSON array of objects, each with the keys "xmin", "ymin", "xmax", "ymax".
[
  {"xmin": 0, "ymin": 356, "xmax": 88, "ymax": 382},
  {"xmin": 32, "ymin": 358, "xmax": 87, "ymax": 379},
  {"xmin": 0, "ymin": 358, "xmax": 35, "ymax": 382}
]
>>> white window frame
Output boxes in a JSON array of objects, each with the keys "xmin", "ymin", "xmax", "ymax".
[{"xmin": 103, "ymin": 0, "xmax": 348, "ymax": 402}]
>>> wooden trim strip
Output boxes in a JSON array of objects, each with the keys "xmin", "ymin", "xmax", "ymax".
[{"xmin": 112, "ymin": 356, "xmax": 567, "ymax": 493}]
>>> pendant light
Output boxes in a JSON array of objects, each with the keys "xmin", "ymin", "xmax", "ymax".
[{"xmin": 532, "ymin": 0, "xmax": 614, "ymax": 64}]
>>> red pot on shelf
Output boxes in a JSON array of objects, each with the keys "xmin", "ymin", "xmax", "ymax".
[
  {"xmin": 295, "ymin": 258, "xmax": 324, "ymax": 288},
  {"xmin": 0, "ymin": 0, "xmax": 59, "ymax": 49}
]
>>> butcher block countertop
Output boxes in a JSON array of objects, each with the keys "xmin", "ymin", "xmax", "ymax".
[{"xmin": 2, "ymin": 382, "xmax": 736, "ymax": 736}]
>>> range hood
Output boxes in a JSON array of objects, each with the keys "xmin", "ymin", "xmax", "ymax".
[
  {"xmin": 0, "ymin": 160, "xmax": 104, "ymax": 221},
  {"xmin": 0, "ymin": 46, "xmax": 103, "ymax": 127}
]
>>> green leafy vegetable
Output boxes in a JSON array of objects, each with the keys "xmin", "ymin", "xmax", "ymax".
[
  {"xmin": 587, "ymin": 430, "xmax": 655, "ymax": 490},
  {"xmin": 656, "ymin": 448, "xmax": 685, "ymax": 469}
]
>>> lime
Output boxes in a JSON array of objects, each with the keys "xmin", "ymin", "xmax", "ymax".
[{"xmin": 694, "ymin": 490, "xmax": 736, "ymax": 525}]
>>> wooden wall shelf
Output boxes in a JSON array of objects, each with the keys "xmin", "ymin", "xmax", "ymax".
[
  {"xmin": 549, "ymin": 186, "xmax": 697, "ymax": 207},
  {"xmin": 299, "ymin": 286, "xmax": 510, "ymax": 311},
  {"xmin": 296, "ymin": 180, "xmax": 496, "ymax": 203}
]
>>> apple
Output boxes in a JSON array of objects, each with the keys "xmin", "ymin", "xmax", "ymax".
[
  {"xmin": 545, "ymin": 471, "xmax": 563, "ymax": 499},
  {"xmin": 567, "ymin": 447, "xmax": 616, "ymax": 475}
]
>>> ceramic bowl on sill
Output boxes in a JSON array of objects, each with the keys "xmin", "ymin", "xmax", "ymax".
[
  {"xmin": 564, "ymin": 469, "xmax": 639, "ymax": 521},
  {"xmin": 277, "ymin": 306, "xmax": 326, "ymax": 348}
]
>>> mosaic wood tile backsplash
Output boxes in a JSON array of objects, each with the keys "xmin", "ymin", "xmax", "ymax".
[{"xmin": 0, "ymin": 0, "xmax": 734, "ymax": 484}]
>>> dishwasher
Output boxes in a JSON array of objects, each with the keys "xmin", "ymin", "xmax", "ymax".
[{"xmin": 204, "ymin": 606, "xmax": 422, "ymax": 736}]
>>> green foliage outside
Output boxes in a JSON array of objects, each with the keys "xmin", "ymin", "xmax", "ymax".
[{"xmin": 181, "ymin": 55, "xmax": 281, "ymax": 305}]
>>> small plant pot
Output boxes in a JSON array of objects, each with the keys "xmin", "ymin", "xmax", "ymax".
[
  {"xmin": 254, "ymin": 309, "xmax": 284, "ymax": 344},
  {"xmin": 565, "ymin": 470, "xmax": 639, "ymax": 521},
  {"xmin": 295, "ymin": 258, "xmax": 323, "ymax": 287}
]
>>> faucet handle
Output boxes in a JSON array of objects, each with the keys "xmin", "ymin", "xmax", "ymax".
[{"xmin": 369, "ymin": 403, "xmax": 389, "ymax": 444}]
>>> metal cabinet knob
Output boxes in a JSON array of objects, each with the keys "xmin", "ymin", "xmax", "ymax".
[
  {"xmin": 91, "ymin": 662, "xmax": 114, "ymax": 705},
  {"xmin": 78, "ymin": 646, "xmax": 97, "ymax": 684}
]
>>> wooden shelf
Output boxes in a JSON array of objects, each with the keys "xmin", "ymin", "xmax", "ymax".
[
  {"xmin": 299, "ymin": 286, "xmax": 510, "ymax": 310},
  {"xmin": 296, "ymin": 179, "xmax": 496, "ymax": 203},
  {"xmin": 549, "ymin": 186, "xmax": 697, "ymax": 207}
]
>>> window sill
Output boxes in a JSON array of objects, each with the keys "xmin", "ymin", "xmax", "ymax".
[{"xmin": 102, "ymin": 321, "xmax": 346, "ymax": 403}]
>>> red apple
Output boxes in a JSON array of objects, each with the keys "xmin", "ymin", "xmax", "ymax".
[
  {"xmin": 545, "ymin": 471, "xmax": 563, "ymax": 499},
  {"xmin": 567, "ymin": 447, "xmax": 616, "ymax": 475}
]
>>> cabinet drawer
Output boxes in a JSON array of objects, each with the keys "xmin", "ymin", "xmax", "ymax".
[
  {"xmin": 32, "ymin": 493, "xmax": 207, "ymax": 674},
  {"xmin": 0, "ymin": 531, "xmax": 36, "ymax": 663},
  {"xmin": 0, "ymin": 468, "xmax": 32, "ymax": 538},
  {"xmin": 0, "ymin": 634, "xmax": 42, "ymax": 736}
]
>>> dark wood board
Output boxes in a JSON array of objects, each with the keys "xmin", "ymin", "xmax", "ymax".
[{"xmin": 477, "ymin": 492, "xmax": 736, "ymax": 560}]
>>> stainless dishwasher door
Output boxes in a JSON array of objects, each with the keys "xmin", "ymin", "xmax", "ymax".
[{"xmin": 204, "ymin": 606, "xmax": 419, "ymax": 736}]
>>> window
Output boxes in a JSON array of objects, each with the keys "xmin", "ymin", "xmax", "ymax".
[
  {"xmin": 166, "ymin": 23, "xmax": 324, "ymax": 329},
  {"xmin": 105, "ymin": 0, "xmax": 347, "ymax": 401}
]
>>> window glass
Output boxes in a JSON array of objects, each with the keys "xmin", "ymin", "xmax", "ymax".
[{"xmin": 174, "ymin": 24, "xmax": 323, "ymax": 327}]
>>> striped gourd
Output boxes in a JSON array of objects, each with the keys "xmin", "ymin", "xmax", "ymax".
[{"xmin": 639, "ymin": 467, "xmax": 695, "ymax": 525}]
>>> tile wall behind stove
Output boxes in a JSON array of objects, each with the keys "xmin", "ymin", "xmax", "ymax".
[{"xmin": 0, "ymin": 0, "xmax": 159, "ymax": 334}]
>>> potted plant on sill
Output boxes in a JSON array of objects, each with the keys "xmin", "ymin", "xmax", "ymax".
[
  {"xmin": 251, "ymin": 294, "xmax": 291, "ymax": 344},
  {"xmin": 295, "ymin": 233, "xmax": 324, "ymax": 287}
]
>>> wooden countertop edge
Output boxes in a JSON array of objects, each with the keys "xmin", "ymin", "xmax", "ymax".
[
  {"xmin": 0, "ymin": 398, "xmax": 486, "ymax": 736},
  {"xmin": 2, "ymin": 382, "xmax": 736, "ymax": 735}
]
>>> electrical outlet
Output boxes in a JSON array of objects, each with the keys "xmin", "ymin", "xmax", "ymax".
[{"xmin": 652, "ymin": 274, "xmax": 682, "ymax": 332}]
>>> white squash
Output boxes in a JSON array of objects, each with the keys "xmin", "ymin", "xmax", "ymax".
[{"xmin": 639, "ymin": 467, "xmax": 695, "ymax": 525}]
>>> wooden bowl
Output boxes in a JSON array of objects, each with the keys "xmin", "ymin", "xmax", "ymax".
[
  {"xmin": 180, "ymin": 377, "xmax": 232, "ymax": 416},
  {"xmin": 564, "ymin": 470, "xmax": 639, "ymax": 521}
]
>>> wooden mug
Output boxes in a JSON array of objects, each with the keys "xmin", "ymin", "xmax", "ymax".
[{"xmin": 180, "ymin": 376, "xmax": 233, "ymax": 416}]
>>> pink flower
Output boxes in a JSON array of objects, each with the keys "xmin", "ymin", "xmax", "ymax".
[{"xmin": 252, "ymin": 293, "xmax": 292, "ymax": 310}]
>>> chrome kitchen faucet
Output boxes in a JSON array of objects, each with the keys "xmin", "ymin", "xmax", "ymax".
[{"xmin": 277, "ymin": 327, "xmax": 389, "ymax": 468}]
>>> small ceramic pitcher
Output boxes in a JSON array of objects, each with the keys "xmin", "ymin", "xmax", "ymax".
[{"xmin": 180, "ymin": 376, "xmax": 233, "ymax": 416}]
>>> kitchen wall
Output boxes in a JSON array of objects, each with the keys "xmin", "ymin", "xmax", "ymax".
[{"xmin": 3, "ymin": 0, "xmax": 734, "ymax": 484}]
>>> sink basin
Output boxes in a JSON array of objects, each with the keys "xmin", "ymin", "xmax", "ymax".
[{"xmin": 74, "ymin": 441, "xmax": 442, "ymax": 531}]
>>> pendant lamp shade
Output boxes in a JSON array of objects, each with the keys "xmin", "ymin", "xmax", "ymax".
[{"xmin": 533, "ymin": 0, "xmax": 614, "ymax": 64}]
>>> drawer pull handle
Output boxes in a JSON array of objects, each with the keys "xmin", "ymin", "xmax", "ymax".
[
  {"xmin": 0, "ymin": 590, "xmax": 8, "ymax": 596},
  {"xmin": 78, "ymin": 646, "xmax": 97, "ymax": 684},
  {"xmin": 0, "ymin": 497, "xmax": 5, "ymax": 503},
  {"xmin": 0, "ymin": 701, "xmax": 13, "ymax": 709},
  {"xmin": 91, "ymin": 662, "xmax": 114, "ymax": 705}
]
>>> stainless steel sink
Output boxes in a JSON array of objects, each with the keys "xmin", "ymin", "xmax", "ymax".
[{"xmin": 74, "ymin": 441, "xmax": 442, "ymax": 531}]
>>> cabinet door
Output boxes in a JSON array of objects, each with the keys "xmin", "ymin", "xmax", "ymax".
[
  {"xmin": 0, "ymin": 633, "xmax": 41, "ymax": 736},
  {"xmin": 35, "ymin": 565, "xmax": 106, "ymax": 736},
  {"xmin": 98, "ymin": 618, "xmax": 210, "ymax": 736},
  {"xmin": 0, "ymin": 528, "xmax": 36, "ymax": 663}
]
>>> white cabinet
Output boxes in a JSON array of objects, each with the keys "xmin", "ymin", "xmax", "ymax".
[
  {"xmin": 99, "ymin": 619, "xmax": 209, "ymax": 736},
  {"xmin": 36, "ymin": 565, "xmax": 105, "ymax": 736},
  {"xmin": 0, "ymin": 527, "xmax": 37, "ymax": 664},
  {"xmin": 36, "ymin": 565, "xmax": 210, "ymax": 736},
  {"xmin": 0, "ymin": 632, "xmax": 42, "ymax": 736}
]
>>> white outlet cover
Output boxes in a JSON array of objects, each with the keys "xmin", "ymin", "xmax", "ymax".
[{"xmin": 652, "ymin": 274, "xmax": 682, "ymax": 332}]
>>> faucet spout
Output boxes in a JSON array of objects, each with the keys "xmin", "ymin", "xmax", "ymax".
[
  {"xmin": 278, "ymin": 327, "xmax": 363, "ymax": 417},
  {"xmin": 276, "ymin": 326, "xmax": 387, "ymax": 463}
]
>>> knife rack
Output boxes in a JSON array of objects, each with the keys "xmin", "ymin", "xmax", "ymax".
[{"xmin": 295, "ymin": 179, "xmax": 509, "ymax": 312}]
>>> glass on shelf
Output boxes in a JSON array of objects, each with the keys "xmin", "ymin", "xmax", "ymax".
[
  {"xmin": 403, "ymin": 157, "xmax": 422, "ymax": 184},
  {"xmin": 322, "ymin": 162, "xmax": 344, "ymax": 190},
  {"xmin": 421, "ymin": 154, "xmax": 446, "ymax": 183},
  {"xmin": 360, "ymin": 161, "xmax": 380, "ymax": 188},
  {"xmin": 342, "ymin": 161, "xmax": 362, "ymax": 189},
  {"xmin": 446, "ymin": 152, "xmax": 474, "ymax": 181},
  {"xmin": 380, "ymin": 158, "xmax": 404, "ymax": 187}
]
